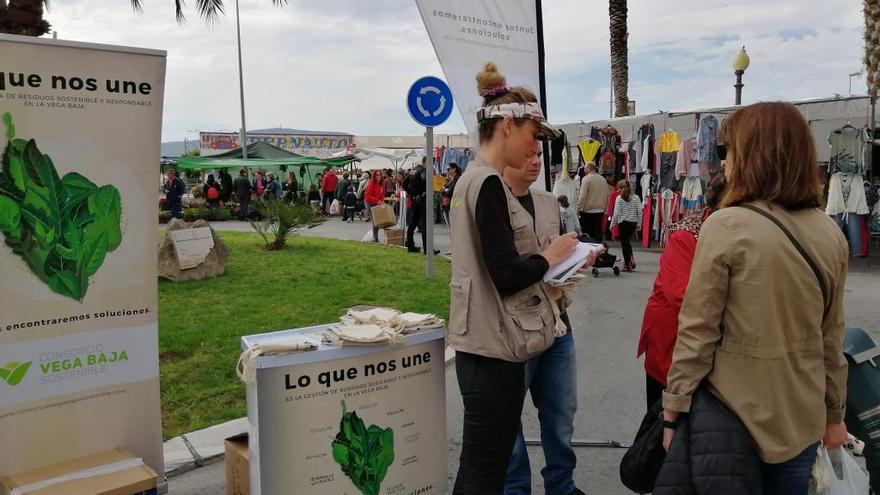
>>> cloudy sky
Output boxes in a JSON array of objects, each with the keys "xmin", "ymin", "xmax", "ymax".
[{"xmin": 44, "ymin": 0, "xmax": 865, "ymax": 142}]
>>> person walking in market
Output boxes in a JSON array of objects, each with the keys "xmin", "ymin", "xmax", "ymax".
[
  {"xmin": 336, "ymin": 172, "xmax": 351, "ymax": 208},
  {"xmin": 218, "ymin": 168, "xmax": 234, "ymax": 202},
  {"xmin": 448, "ymin": 62, "xmax": 590, "ymax": 495},
  {"xmin": 609, "ymin": 179, "xmax": 641, "ymax": 272},
  {"xmin": 252, "ymin": 170, "xmax": 267, "ymax": 199},
  {"xmin": 164, "ymin": 169, "xmax": 186, "ymax": 219},
  {"xmin": 321, "ymin": 166, "xmax": 338, "ymax": 214},
  {"xmin": 405, "ymin": 158, "xmax": 437, "ymax": 254},
  {"xmin": 441, "ymin": 163, "xmax": 460, "ymax": 226},
  {"xmin": 637, "ymin": 173, "xmax": 727, "ymax": 410},
  {"xmin": 363, "ymin": 170, "xmax": 386, "ymax": 243},
  {"xmin": 233, "ymin": 168, "xmax": 252, "ymax": 220},
  {"xmin": 203, "ymin": 173, "xmax": 222, "ymax": 208},
  {"xmin": 501, "ymin": 154, "xmax": 587, "ymax": 495},
  {"xmin": 576, "ymin": 162, "xmax": 610, "ymax": 242},
  {"xmin": 284, "ymin": 171, "xmax": 299, "ymax": 202},
  {"xmin": 265, "ymin": 172, "xmax": 283, "ymax": 199}
]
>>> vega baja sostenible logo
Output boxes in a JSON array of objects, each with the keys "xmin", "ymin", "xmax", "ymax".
[
  {"xmin": 0, "ymin": 346, "xmax": 131, "ymax": 388},
  {"xmin": 0, "ymin": 361, "xmax": 32, "ymax": 386}
]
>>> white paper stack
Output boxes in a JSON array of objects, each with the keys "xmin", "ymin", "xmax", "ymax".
[{"xmin": 544, "ymin": 242, "xmax": 605, "ymax": 285}]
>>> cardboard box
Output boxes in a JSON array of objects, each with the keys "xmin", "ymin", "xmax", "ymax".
[
  {"xmin": 1, "ymin": 448, "xmax": 158, "ymax": 495},
  {"xmin": 384, "ymin": 228, "xmax": 404, "ymax": 246},
  {"xmin": 370, "ymin": 204, "xmax": 397, "ymax": 229},
  {"xmin": 225, "ymin": 433, "xmax": 250, "ymax": 495}
]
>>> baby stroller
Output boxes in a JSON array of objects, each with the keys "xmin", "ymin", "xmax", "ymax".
[{"xmin": 579, "ymin": 234, "xmax": 620, "ymax": 277}]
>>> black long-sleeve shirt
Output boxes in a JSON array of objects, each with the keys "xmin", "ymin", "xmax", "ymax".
[{"xmin": 475, "ymin": 176, "xmax": 549, "ymax": 296}]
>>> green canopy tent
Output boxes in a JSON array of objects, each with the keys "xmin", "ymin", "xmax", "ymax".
[{"xmin": 174, "ymin": 141, "xmax": 357, "ymax": 188}]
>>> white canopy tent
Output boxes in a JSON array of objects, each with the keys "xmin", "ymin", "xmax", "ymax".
[{"xmin": 334, "ymin": 147, "xmax": 424, "ymax": 171}]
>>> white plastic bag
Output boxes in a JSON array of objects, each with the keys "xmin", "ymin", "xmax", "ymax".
[
  {"xmin": 329, "ymin": 199, "xmax": 340, "ymax": 215},
  {"xmin": 810, "ymin": 446, "xmax": 869, "ymax": 495}
]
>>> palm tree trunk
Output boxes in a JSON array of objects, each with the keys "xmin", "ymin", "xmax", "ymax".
[
  {"xmin": 609, "ymin": 0, "xmax": 629, "ymax": 117},
  {"xmin": 0, "ymin": 0, "xmax": 51, "ymax": 36},
  {"xmin": 866, "ymin": 0, "xmax": 880, "ymax": 96}
]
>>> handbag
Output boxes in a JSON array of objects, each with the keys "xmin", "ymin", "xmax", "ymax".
[{"xmin": 619, "ymin": 399, "xmax": 666, "ymax": 493}]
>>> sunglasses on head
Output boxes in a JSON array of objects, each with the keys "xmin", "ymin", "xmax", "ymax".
[{"xmin": 716, "ymin": 143, "xmax": 727, "ymax": 160}]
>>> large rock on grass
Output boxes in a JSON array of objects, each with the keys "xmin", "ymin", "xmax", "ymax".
[{"xmin": 158, "ymin": 219, "xmax": 229, "ymax": 282}]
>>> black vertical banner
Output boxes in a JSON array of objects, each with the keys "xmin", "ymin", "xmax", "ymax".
[{"xmin": 536, "ymin": 0, "xmax": 551, "ymax": 191}]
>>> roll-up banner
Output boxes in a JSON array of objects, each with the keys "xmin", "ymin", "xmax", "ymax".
[
  {"xmin": 0, "ymin": 35, "xmax": 166, "ymax": 478},
  {"xmin": 414, "ymin": 0, "xmax": 549, "ymax": 188}
]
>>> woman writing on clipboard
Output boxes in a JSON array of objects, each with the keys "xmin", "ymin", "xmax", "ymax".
[{"xmin": 447, "ymin": 62, "xmax": 591, "ymax": 494}]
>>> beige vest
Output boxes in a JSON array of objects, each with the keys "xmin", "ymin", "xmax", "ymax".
[{"xmin": 447, "ymin": 157, "xmax": 558, "ymax": 362}]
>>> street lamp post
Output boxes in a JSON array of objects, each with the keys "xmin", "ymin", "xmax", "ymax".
[
  {"xmin": 234, "ymin": 0, "xmax": 248, "ymax": 159},
  {"xmin": 849, "ymin": 71, "xmax": 863, "ymax": 96},
  {"xmin": 732, "ymin": 46, "xmax": 750, "ymax": 105}
]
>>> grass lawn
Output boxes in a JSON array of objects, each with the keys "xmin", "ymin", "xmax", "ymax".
[{"xmin": 158, "ymin": 231, "xmax": 451, "ymax": 439}]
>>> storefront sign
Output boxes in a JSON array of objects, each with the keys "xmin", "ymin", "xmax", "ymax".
[
  {"xmin": 0, "ymin": 34, "xmax": 165, "ymax": 478},
  {"xmin": 200, "ymin": 132, "xmax": 354, "ymax": 158}
]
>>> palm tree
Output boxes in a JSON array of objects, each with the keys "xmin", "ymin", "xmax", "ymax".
[
  {"xmin": 0, "ymin": 0, "xmax": 51, "ymax": 36},
  {"xmin": 609, "ymin": 0, "xmax": 629, "ymax": 117},
  {"xmin": 866, "ymin": 0, "xmax": 880, "ymax": 97},
  {"xmin": 0, "ymin": 0, "xmax": 286, "ymax": 37}
]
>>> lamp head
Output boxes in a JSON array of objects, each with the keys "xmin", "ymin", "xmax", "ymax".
[{"xmin": 732, "ymin": 46, "xmax": 750, "ymax": 73}]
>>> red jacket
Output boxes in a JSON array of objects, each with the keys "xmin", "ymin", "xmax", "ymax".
[
  {"xmin": 637, "ymin": 229, "xmax": 698, "ymax": 385},
  {"xmin": 321, "ymin": 173, "xmax": 338, "ymax": 193},
  {"xmin": 364, "ymin": 180, "xmax": 385, "ymax": 205}
]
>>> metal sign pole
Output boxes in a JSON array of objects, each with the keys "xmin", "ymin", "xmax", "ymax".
[{"xmin": 426, "ymin": 127, "xmax": 435, "ymax": 279}]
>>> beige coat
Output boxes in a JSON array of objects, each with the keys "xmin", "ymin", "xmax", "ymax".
[
  {"xmin": 577, "ymin": 173, "xmax": 610, "ymax": 212},
  {"xmin": 448, "ymin": 158, "xmax": 559, "ymax": 362},
  {"xmin": 663, "ymin": 201, "xmax": 849, "ymax": 463}
]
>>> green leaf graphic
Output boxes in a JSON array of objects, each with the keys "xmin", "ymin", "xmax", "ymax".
[
  {"xmin": 6, "ymin": 362, "xmax": 31, "ymax": 386},
  {"xmin": 0, "ymin": 195, "xmax": 22, "ymax": 238},
  {"xmin": 331, "ymin": 401, "xmax": 395, "ymax": 495},
  {"xmin": 0, "ymin": 114, "xmax": 122, "ymax": 301}
]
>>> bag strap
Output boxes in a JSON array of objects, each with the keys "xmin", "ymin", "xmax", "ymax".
[{"xmin": 738, "ymin": 204, "xmax": 829, "ymax": 313}]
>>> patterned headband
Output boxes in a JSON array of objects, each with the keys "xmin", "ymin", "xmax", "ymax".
[
  {"xmin": 476, "ymin": 102, "xmax": 561, "ymax": 140},
  {"xmin": 479, "ymin": 85, "xmax": 510, "ymax": 98}
]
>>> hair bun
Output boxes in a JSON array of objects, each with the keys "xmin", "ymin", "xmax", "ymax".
[{"xmin": 476, "ymin": 62, "xmax": 507, "ymax": 92}]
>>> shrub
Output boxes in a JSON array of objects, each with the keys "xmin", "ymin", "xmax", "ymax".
[
  {"xmin": 250, "ymin": 197, "xmax": 325, "ymax": 250},
  {"xmin": 159, "ymin": 211, "xmax": 172, "ymax": 223}
]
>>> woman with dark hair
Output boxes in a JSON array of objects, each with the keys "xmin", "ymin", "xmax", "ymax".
[
  {"xmin": 638, "ymin": 173, "xmax": 727, "ymax": 409},
  {"xmin": 203, "ymin": 173, "xmax": 221, "ymax": 208},
  {"xmin": 609, "ymin": 179, "xmax": 641, "ymax": 272},
  {"xmin": 448, "ymin": 62, "xmax": 584, "ymax": 494},
  {"xmin": 660, "ymin": 102, "xmax": 849, "ymax": 493}
]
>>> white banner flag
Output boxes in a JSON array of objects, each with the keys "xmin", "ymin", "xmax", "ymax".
[
  {"xmin": 415, "ymin": 0, "xmax": 548, "ymax": 187},
  {"xmin": 415, "ymin": 0, "xmax": 541, "ymax": 136}
]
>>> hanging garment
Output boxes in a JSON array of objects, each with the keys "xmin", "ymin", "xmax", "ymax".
[
  {"xmin": 627, "ymin": 142, "xmax": 637, "ymax": 177},
  {"xmin": 680, "ymin": 177, "xmax": 705, "ymax": 217},
  {"xmin": 826, "ymin": 172, "xmax": 870, "ymax": 217},
  {"xmin": 697, "ymin": 115, "xmax": 721, "ymax": 177},
  {"xmin": 828, "ymin": 125, "xmax": 867, "ymax": 175},
  {"xmin": 578, "ymin": 139, "xmax": 601, "ymax": 164},
  {"xmin": 659, "ymin": 152, "xmax": 678, "ymax": 191},
  {"xmin": 638, "ymin": 136, "xmax": 651, "ymax": 173},
  {"xmin": 550, "ymin": 131, "xmax": 566, "ymax": 166},
  {"xmin": 605, "ymin": 189, "xmax": 621, "ymax": 240},
  {"xmin": 657, "ymin": 130, "xmax": 681, "ymax": 153},
  {"xmin": 640, "ymin": 172, "xmax": 652, "ymax": 203},
  {"xmin": 675, "ymin": 137, "xmax": 696, "ymax": 178},
  {"xmin": 659, "ymin": 190, "xmax": 682, "ymax": 247},
  {"xmin": 696, "ymin": 116, "xmax": 719, "ymax": 162},
  {"xmin": 598, "ymin": 126, "xmax": 621, "ymax": 176},
  {"xmin": 642, "ymin": 194, "xmax": 653, "ymax": 248}
]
